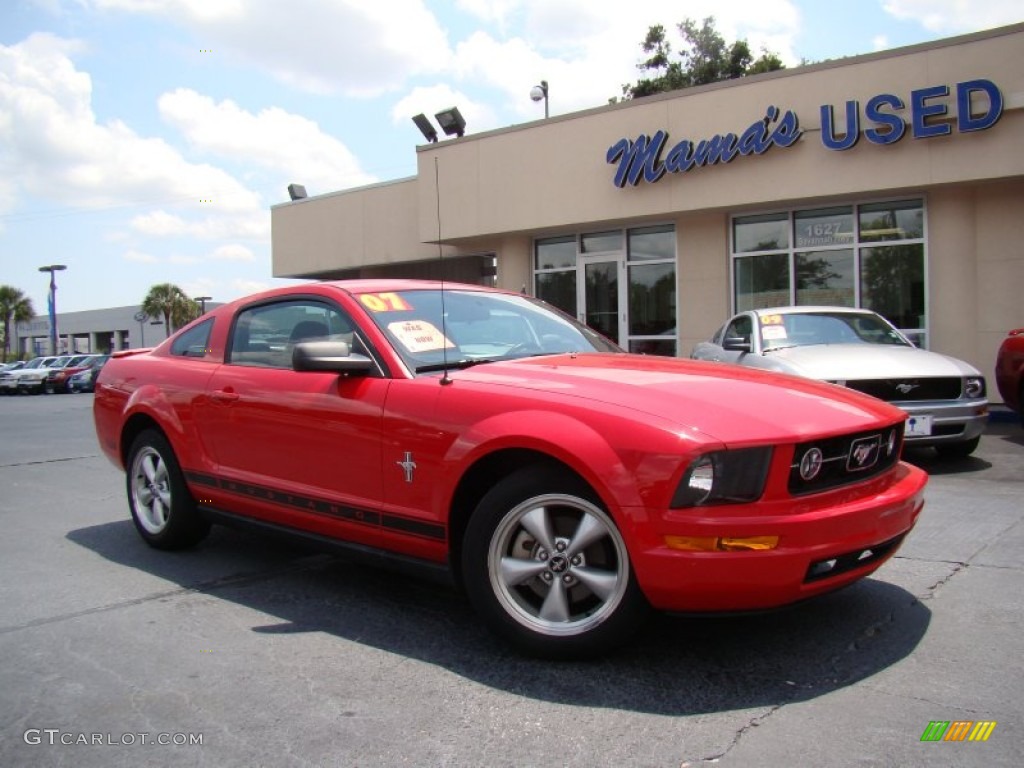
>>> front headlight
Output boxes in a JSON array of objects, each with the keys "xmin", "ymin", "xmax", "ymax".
[
  {"xmin": 964, "ymin": 377, "xmax": 985, "ymax": 399},
  {"xmin": 671, "ymin": 447, "xmax": 773, "ymax": 508}
]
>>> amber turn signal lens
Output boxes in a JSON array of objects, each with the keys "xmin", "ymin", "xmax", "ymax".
[{"xmin": 665, "ymin": 535, "xmax": 779, "ymax": 552}]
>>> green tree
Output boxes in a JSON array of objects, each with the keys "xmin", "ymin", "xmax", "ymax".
[
  {"xmin": 142, "ymin": 283, "xmax": 199, "ymax": 334},
  {"xmin": 0, "ymin": 285, "xmax": 36, "ymax": 363},
  {"xmin": 620, "ymin": 17, "xmax": 784, "ymax": 100}
]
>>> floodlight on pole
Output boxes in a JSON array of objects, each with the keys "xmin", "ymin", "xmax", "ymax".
[{"xmin": 412, "ymin": 113, "xmax": 439, "ymax": 143}]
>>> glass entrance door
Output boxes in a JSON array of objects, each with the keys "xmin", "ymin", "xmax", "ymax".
[{"xmin": 580, "ymin": 258, "xmax": 625, "ymax": 346}]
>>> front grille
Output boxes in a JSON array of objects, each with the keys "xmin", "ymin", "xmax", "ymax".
[
  {"xmin": 844, "ymin": 377, "xmax": 962, "ymax": 402},
  {"xmin": 788, "ymin": 422, "xmax": 904, "ymax": 496}
]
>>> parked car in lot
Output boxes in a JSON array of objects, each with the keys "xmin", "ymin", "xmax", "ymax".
[
  {"xmin": 18, "ymin": 354, "xmax": 93, "ymax": 395},
  {"xmin": 995, "ymin": 327, "xmax": 1024, "ymax": 424},
  {"xmin": 95, "ymin": 280, "xmax": 927, "ymax": 657},
  {"xmin": 691, "ymin": 306, "xmax": 989, "ymax": 458},
  {"xmin": 0, "ymin": 361, "xmax": 26, "ymax": 373},
  {"xmin": 46, "ymin": 354, "xmax": 101, "ymax": 393},
  {"xmin": 1, "ymin": 356, "xmax": 58, "ymax": 395},
  {"xmin": 68, "ymin": 355, "xmax": 110, "ymax": 393}
]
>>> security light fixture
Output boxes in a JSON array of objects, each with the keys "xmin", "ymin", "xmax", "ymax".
[
  {"xmin": 196, "ymin": 296, "xmax": 212, "ymax": 314},
  {"xmin": 434, "ymin": 107, "xmax": 466, "ymax": 138},
  {"xmin": 288, "ymin": 184, "xmax": 307, "ymax": 201},
  {"xmin": 412, "ymin": 113, "xmax": 439, "ymax": 143},
  {"xmin": 530, "ymin": 80, "xmax": 549, "ymax": 118}
]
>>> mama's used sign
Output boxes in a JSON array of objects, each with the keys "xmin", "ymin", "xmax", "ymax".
[{"xmin": 606, "ymin": 79, "xmax": 1002, "ymax": 187}]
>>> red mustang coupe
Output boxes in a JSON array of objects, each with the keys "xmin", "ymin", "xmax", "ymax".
[{"xmin": 94, "ymin": 280, "xmax": 927, "ymax": 657}]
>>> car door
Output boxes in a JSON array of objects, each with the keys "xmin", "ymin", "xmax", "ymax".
[{"xmin": 196, "ymin": 297, "xmax": 390, "ymax": 547}]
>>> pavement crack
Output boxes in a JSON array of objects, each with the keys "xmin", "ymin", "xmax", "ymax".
[
  {"xmin": 0, "ymin": 555, "xmax": 332, "ymax": 636},
  {"xmin": 0, "ymin": 454, "xmax": 100, "ymax": 468},
  {"xmin": 700, "ymin": 704, "xmax": 784, "ymax": 763},
  {"xmin": 918, "ymin": 561, "xmax": 968, "ymax": 599}
]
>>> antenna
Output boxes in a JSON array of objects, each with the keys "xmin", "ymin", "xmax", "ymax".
[{"xmin": 435, "ymin": 156, "xmax": 452, "ymax": 386}]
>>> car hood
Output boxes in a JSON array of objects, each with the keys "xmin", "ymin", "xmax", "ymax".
[
  {"xmin": 760, "ymin": 344, "xmax": 979, "ymax": 380},
  {"xmin": 452, "ymin": 353, "xmax": 902, "ymax": 445}
]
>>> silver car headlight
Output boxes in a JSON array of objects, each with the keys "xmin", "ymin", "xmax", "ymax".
[{"xmin": 964, "ymin": 377, "xmax": 985, "ymax": 399}]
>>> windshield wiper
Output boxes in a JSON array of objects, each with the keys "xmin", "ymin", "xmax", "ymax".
[{"xmin": 414, "ymin": 359, "xmax": 490, "ymax": 373}]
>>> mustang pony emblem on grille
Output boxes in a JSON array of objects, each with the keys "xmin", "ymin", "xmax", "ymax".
[
  {"xmin": 895, "ymin": 382, "xmax": 919, "ymax": 394},
  {"xmin": 848, "ymin": 436, "xmax": 881, "ymax": 471}
]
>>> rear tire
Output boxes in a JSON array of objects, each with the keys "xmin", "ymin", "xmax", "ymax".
[
  {"xmin": 462, "ymin": 465, "xmax": 648, "ymax": 658},
  {"xmin": 126, "ymin": 430, "xmax": 210, "ymax": 549}
]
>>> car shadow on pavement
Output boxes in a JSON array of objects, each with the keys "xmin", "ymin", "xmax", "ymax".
[{"xmin": 66, "ymin": 519, "xmax": 930, "ymax": 716}]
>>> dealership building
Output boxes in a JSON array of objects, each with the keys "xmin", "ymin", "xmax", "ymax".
[{"xmin": 273, "ymin": 24, "xmax": 1021, "ymax": 406}]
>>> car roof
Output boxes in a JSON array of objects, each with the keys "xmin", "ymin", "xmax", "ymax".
[{"xmin": 751, "ymin": 306, "xmax": 879, "ymax": 317}]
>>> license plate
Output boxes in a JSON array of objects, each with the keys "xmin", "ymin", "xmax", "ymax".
[{"xmin": 906, "ymin": 414, "xmax": 933, "ymax": 436}]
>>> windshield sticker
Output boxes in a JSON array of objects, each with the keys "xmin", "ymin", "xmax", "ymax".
[
  {"xmin": 360, "ymin": 292, "xmax": 413, "ymax": 312},
  {"xmin": 388, "ymin": 321, "xmax": 455, "ymax": 353},
  {"xmin": 762, "ymin": 325, "xmax": 788, "ymax": 341},
  {"xmin": 760, "ymin": 314, "xmax": 784, "ymax": 325}
]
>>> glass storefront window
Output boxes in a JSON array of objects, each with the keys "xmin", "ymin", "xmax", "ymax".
[
  {"xmin": 860, "ymin": 244, "xmax": 925, "ymax": 331},
  {"xmin": 794, "ymin": 207, "xmax": 853, "ymax": 248},
  {"xmin": 581, "ymin": 230, "xmax": 623, "ymax": 254},
  {"xmin": 535, "ymin": 236, "xmax": 576, "ymax": 270},
  {"xmin": 859, "ymin": 200, "xmax": 924, "ymax": 241},
  {"xmin": 735, "ymin": 253, "xmax": 790, "ymax": 311},
  {"xmin": 628, "ymin": 225, "xmax": 675, "ymax": 261},
  {"xmin": 628, "ymin": 263, "xmax": 675, "ymax": 335},
  {"xmin": 796, "ymin": 249, "xmax": 854, "ymax": 307},
  {"xmin": 535, "ymin": 271, "xmax": 577, "ymax": 318},
  {"xmin": 733, "ymin": 213, "xmax": 789, "ymax": 253}
]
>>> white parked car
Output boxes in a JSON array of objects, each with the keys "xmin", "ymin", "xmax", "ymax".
[
  {"xmin": 0, "ymin": 356, "xmax": 58, "ymax": 395},
  {"xmin": 691, "ymin": 306, "xmax": 988, "ymax": 457}
]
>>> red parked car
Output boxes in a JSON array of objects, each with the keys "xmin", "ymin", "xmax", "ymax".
[
  {"xmin": 995, "ymin": 327, "xmax": 1024, "ymax": 423},
  {"xmin": 94, "ymin": 280, "xmax": 927, "ymax": 657}
]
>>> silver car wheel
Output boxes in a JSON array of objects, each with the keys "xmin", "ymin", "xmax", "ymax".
[
  {"xmin": 487, "ymin": 493, "xmax": 629, "ymax": 637},
  {"xmin": 130, "ymin": 446, "xmax": 173, "ymax": 534}
]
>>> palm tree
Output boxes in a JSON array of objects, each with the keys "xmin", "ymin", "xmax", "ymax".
[
  {"xmin": 141, "ymin": 283, "xmax": 198, "ymax": 334},
  {"xmin": 0, "ymin": 285, "xmax": 36, "ymax": 363}
]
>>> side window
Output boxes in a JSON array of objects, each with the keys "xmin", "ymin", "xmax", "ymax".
[
  {"xmin": 229, "ymin": 300, "xmax": 354, "ymax": 369},
  {"xmin": 170, "ymin": 318, "xmax": 214, "ymax": 358}
]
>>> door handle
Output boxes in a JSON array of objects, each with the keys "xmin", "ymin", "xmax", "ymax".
[{"xmin": 210, "ymin": 389, "xmax": 239, "ymax": 403}]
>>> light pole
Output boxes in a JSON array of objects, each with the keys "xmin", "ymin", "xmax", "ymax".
[
  {"xmin": 530, "ymin": 80, "xmax": 549, "ymax": 118},
  {"xmin": 38, "ymin": 264, "xmax": 67, "ymax": 355},
  {"xmin": 196, "ymin": 296, "xmax": 212, "ymax": 314},
  {"xmin": 133, "ymin": 311, "xmax": 148, "ymax": 348}
]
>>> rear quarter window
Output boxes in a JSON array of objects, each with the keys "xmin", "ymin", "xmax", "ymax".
[{"xmin": 170, "ymin": 318, "xmax": 215, "ymax": 358}]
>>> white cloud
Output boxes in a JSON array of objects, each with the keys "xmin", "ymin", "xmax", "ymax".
[
  {"xmin": 210, "ymin": 243, "xmax": 255, "ymax": 262},
  {"xmin": 882, "ymin": 0, "xmax": 1024, "ymax": 33},
  {"xmin": 158, "ymin": 89, "xmax": 376, "ymax": 194},
  {"xmin": 130, "ymin": 209, "xmax": 269, "ymax": 240},
  {"xmin": 90, "ymin": 0, "xmax": 452, "ymax": 96},
  {"xmin": 0, "ymin": 33, "xmax": 262, "ymax": 216}
]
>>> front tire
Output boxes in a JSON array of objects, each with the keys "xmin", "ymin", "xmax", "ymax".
[
  {"xmin": 126, "ymin": 430, "xmax": 210, "ymax": 549},
  {"xmin": 462, "ymin": 465, "xmax": 648, "ymax": 658},
  {"xmin": 935, "ymin": 435, "xmax": 981, "ymax": 459}
]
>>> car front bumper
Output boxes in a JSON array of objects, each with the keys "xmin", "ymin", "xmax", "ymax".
[
  {"xmin": 627, "ymin": 461, "xmax": 927, "ymax": 613},
  {"xmin": 899, "ymin": 399, "xmax": 988, "ymax": 446}
]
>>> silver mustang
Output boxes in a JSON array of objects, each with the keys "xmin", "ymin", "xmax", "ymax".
[{"xmin": 691, "ymin": 306, "xmax": 988, "ymax": 457}]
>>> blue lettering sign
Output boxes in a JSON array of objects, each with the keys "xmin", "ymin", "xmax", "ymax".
[
  {"xmin": 606, "ymin": 106, "xmax": 802, "ymax": 187},
  {"xmin": 910, "ymin": 85, "xmax": 949, "ymax": 139},
  {"xmin": 820, "ymin": 101, "xmax": 860, "ymax": 150},
  {"xmin": 957, "ymin": 79, "xmax": 1002, "ymax": 131},
  {"xmin": 865, "ymin": 93, "xmax": 907, "ymax": 144}
]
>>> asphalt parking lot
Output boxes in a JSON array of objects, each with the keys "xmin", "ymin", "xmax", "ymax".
[{"xmin": 0, "ymin": 393, "xmax": 1021, "ymax": 767}]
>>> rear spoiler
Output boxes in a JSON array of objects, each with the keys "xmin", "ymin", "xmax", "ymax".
[{"xmin": 111, "ymin": 347, "xmax": 154, "ymax": 358}]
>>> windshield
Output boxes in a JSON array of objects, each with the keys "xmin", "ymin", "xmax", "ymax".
[
  {"xmin": 759, "ymin": 311, "xmax": 912, "ymax": 351},
  {"xmin": 357, "ymin": 289, "xmax": 620, "ymax": 373}
]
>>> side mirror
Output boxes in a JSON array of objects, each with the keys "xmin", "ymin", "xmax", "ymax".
[
  {"xmin": 292, "ymin": 340, "xmax": 373, "ymax": 374},
  {"xmin": 722, "ymin": 335, "xmax": 752, "ymax": 353}
]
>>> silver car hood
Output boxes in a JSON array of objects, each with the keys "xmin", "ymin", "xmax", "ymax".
[{"xmin": 764, "ymin": 344, "xmax": 980, "ymax": 380}]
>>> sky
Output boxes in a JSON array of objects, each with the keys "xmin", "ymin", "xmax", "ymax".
[{"xmin": 1, "ymin": 0, "xmax": 1022, "ymax": 315}]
